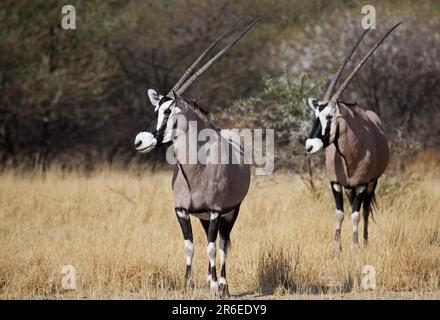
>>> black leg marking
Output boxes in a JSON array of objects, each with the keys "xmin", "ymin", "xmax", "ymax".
[
  {"xmin": 351, "ymin": 187, "xmax": 366, "ymax": 212},
  {"xmin": 218, "ymin": 205, "xmax": 240, "ymax": 297},
  {"xmin": 331, "ymin": 182, "xmax": 344, "ymax": 254},
  {"xmin": 331, "ymin": 182, "xmax": 344, "ymax": 211},
  {"xmin": 345, "ymin": 188, "xmax": 356, "ymax": 208},
  {"xmin": 185, "ymin": 265, "xmax": 191, "ymax": 282},
  {"xmin": 199, "ymin": 219, "xmax": 212, "ymax": 281},
  {"xmin": 175, "ymin": 208, "xmax": 193, "ymax": 284},
  {"xmin": 362, "ymin": 181, "xmax": 378, "ymax": 245},
  {"xmin": 219, "ymin": 238, "xmax": 228, "ymax": 279},
  {"xmin": 207, "ymin": 212, "xmax": 220, "ymax": 286},
  {"xmin": 351, "ymin": 185, "xmax": 367, "ymax": 246},
  {"xmin": 176, "ymin": 210, "xmax": 193, "ymax": 242}
]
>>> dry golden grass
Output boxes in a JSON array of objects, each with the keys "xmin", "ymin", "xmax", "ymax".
[{"xmin": 0, "ymin": 160, "xmax": 439, "ymax": 299}]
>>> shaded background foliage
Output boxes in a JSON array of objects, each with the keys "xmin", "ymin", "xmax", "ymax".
[{"xmin": 0, "ymin": 0, "xmax": 439, "ymax": 171}]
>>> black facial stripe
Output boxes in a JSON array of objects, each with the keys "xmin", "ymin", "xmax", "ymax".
[
  {"xmin": 322, "ymin": 118, "xmax": 331, "ymax": 146},
  {"xmin": 159, "ymin": 96, "xmax": 172, "ymax": 105},
  {"xmin": 308, "ymin": 115, "xmax": 331, "ymax": 147},
  {"xmin": 155, "ymin": 111, "xmax": 171, "ymax": 145},
  {"xmin": 309, "ymin": 118, "xmax": 322, "ymax": 139},
  {"xmin": 145, "ymin": 118, "xmax": 158, "ymax": 135},
  {"xmin": 154, "ymin": 97, "xmax": 175, "ymax": 144},
  {"xmin": 142, "ymin": 99, "xmax": 173, "ymax": 147},
  {"xmin": 318, "ymin": 103, "xmax": 328, "ymax": 111}
]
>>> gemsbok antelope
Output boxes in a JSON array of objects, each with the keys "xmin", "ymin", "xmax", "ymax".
[
  {"xmin": 305, "ymin": 23, "xmax": 401, "ymax": 254},
  {"xmin": 134, "ymin": 17, "xmax": 261, "ymax": 296}
]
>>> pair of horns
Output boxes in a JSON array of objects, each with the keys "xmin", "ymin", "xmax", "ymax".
[
  {"xmin": 322, "ymin": 21, "xmax": 402, "ymax": 106},
  {"xmin": 167, "ymin": 16, "xmax": 263, "ymax": 97}
]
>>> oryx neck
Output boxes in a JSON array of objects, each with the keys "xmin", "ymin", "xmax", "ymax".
[
  {"xmin": 172, "ymin": 104, "xmax": 218, "ymax": 165},
  {"xmin": 332, "ymin": 106, "xmax": 363, "ymax": 178}
]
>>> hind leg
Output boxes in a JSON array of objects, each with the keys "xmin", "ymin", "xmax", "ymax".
[
  {"xmin": 362, "ymin": 181, "xmax": 377, "ymax": 246},
  {"xmin": 350, "ymin": 185, "xmax": 367, "ymax": 249},
  {"xmin": 218, "ymin": 206, "xmax": 240, "ymax": 298},
  {"xmin": 206, "ymin": 211, "xmax": 221, "ymax": 294},
  {"xmin": 199, "ymin": 219, "xmax": 212, "ymax": 285}
]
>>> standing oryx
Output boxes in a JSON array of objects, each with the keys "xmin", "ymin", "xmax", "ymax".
[
  {"xmin": 134, "ymin": 17, "xmax": 261, "ymax": 296},
  {"xmin": 305, "ymin": 23, "xmax": 401, "ymax": 254}
]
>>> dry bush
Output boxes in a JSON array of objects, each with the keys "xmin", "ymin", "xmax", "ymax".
[
  {"xmin": 257, "ymin": 241, "xmax": 297, "ymax": 294},
  {"xmin": 257, "ymin": 241, "xmax": 361, "ymax": 296}
]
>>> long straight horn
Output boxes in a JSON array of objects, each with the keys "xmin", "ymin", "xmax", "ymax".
[
  {"xmin": 321, "ymin": 28, "xmax": 370, "ymax": 103},
  {"xmin": 330, "ymin": 22, "xmax": 402, "ymax": 104},
  {"xmin": 168, "ymin": 17, "xmax": 242, "ymax": 95},
  {"xmin": 176, "ymin": 15, "xmax": 263, "ymax": 95}
]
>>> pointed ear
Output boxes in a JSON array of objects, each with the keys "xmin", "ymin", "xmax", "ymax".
[
  {"xmin": 147, "ymin": 89, "xmax": 161, "ymax": 106},
  {"xmin": 171, "ymin": 91, "xmax": 189, "ymax": 114},
  {"xmin": 307, "ymin": 98, "xmax": 318, "ymax": 112}
]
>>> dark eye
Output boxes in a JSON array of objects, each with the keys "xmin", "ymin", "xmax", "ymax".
[{"xmin": 326, "ymin": 115, "xmax": 332, "ymax": 120}]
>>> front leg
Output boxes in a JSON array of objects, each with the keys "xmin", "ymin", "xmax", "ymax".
[
  {"xmin": 199, "ymin": 219, "xmax": 212, "ymax": 285},
  {"xmin": 207, "ymin": 211, "xmax": 220, "ymax": 294},
  {"xmin": 331, "ymin": 182, "xmax": 344, "ymax": 255},
  {"xmin": 175, "ymin": 208, "xmax": 194, "ymax": 288}
]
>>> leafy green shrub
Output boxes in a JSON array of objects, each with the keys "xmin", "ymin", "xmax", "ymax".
[{"xmin": 217, "ymin": 70, "xmax": 322, "ymax": 173}]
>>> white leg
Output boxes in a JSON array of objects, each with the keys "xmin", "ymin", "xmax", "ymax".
[
  {"xmin": 218, "ymin": 244, "xmax": 229, "ymax": 297},
  {"xmin": 207, "ymin": 241, "xmax": 218, "ymax": 290},
  {"xmin": 331, "ymin": 183, "xmax": 344, "ymax": 255},
  {"xmin": 184, "ymin": 239, "xmax": 194, "ymax": 269},
  {"xmin": 350, "ymin": 185, "xmax": 366, "ymax": 249},
  {"xmin": 219, "ymin": 246, "xmax": 226, "ymax": 286},
  {"xmin": 207, "ymin": 212, "xmax": 220, "ymax": 292},
  {"xmin": 176, "ymin": 208, "xmax": 193, "ymax": 286},
  {"xmin": 351, "ymin": 210, "xmax": 360, "ymax": 248}
]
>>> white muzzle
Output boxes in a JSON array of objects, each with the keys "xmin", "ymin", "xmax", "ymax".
[
  {"xmin": 305, "ymin": 138, "xmax": 323, "ymax": 154},
  {"xmin": 134, "ymin": 132, "xmax": 157, "ymax": 153}
]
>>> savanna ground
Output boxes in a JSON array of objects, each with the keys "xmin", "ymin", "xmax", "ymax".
[{"xmin": 0, "ymin": 153, "xmax": 439, "ymax": 300}]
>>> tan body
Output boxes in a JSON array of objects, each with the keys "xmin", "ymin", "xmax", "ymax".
[
  {"xmin": 304, "ymin": 23, "xmax": 400, "ymax": 254},
  {"xmin": 325, "ymin": 103, "xmax": 389, "ymax": 187},
  {"xmin": 134, "ymin": 17, "xmax": 261, "ymax": 297},
  {"xmin": 172, "ymin": 101, "xmax": 251, "ymax": 217},
  {"xmin": 171, "ymin": 96, "xmax": 250, "ymax": 296}
]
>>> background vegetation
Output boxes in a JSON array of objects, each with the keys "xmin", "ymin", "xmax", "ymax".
[{"xmin": 1, "ymin": 0, "xmax": 439, "ymax": 171}]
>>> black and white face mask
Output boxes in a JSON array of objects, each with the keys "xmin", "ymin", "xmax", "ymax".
[
  {"xmin": 134, "ymin": 89, "xmax": 177, "ymax": 153},
  {"xmin": 305, "ymin": 98, "xmax": 338, "ymax": 154}
]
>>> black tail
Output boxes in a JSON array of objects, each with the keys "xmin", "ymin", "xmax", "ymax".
[
  {"xmin": 363, "ymin": 181, "xmax": 378, "ymax": 223},
  {"xmin": 370, "ymin": 190, "xmax": 377, "ymax": 222}
]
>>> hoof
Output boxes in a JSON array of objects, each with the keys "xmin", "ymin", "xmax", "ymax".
[
  {"xmin": 209, "ymin": 281, "xmax": 219, "ymax": 296},
  {"xmin": 184, "ymin": 278, "xmax": 195, "ymax": 290},
  {"xmin": 351, "ymin": 243, "xmax": 360, "ymax": 253},
  {"xmin": 219, "ymin": 283, "xmax": 229, "ymax": 298},
  {"xmin": 206, "ymin": 275, "xmax": 212, "ymax": 287}
]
